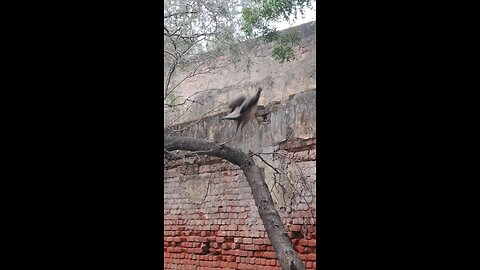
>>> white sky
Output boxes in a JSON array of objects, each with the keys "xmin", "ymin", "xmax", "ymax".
[{"xmin": 274, "ymin": 0, "xmax": 316, "ymax": 30}]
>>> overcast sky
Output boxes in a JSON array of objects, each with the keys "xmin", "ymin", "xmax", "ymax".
[{"xmin": 274, "ymin": 0, "xmax": 316, "ymax": 30}]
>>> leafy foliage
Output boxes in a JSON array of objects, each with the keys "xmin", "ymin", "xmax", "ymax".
[
  {"xmin": 272, "ymin": 31, "xmax": 301, "ymax": 62},
  {"xmin": 241, "ymin": 0, "xmax": 314, "ymax": 62}
]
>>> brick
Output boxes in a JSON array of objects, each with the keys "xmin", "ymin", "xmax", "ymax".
[
  {"xmin": 263, "ymin": 251, "xmax": 276, "ymax": 259},
  {"xmin": 238, "ymin": 263, "xmax": 249, "ymax": 270},
  {"xmin": 237, "ymin": 225, "xmax": 248, "ymax": 231},
  {"xmin": 307, "ymin": 239, "xmax": 316, "ymax": 247},
  {"xmin": 238, "ymin": 212, "xmax": 248, "ymax": 219},
  {"xmin": 267, "ymin": 259, "xmax": 276, "ymax": 266},
  {"xmin": 221, "ymin": 249, "xmax": 233, "ymax": 255},
  {"xmin": 253, "ymin": 238, "xmax": 264, "ymax": 245},
  {"xmin": 227, "ymin": 224, "xmax": 237, "ymax": 231},
  {"xmin": 299, "ymin": 239, "xmax": 308, "ymax": 246},
  {"xmin": 243, "ymin": 237, "xmax": 253, "ymax": 244},
  {"xmin": 207, "ymin": 236, "xmax": 216, "ymax": 242},
  {"xmin": 233, "ymin": 214, "xmax": 243, "ymax": 223},
  {"xmin": 292, "ymin": 218, "xmax": 302, "ymax": 224},
  {"xmin": 307, "ymin": 253, "xmax": 316, "ymax": 261},
  {"xmin": 290, "ymin": 225, "xmax": 302, "ymax": 232},
  {"xmin": 209, "ymin": 261, "xmax": 219, "ymax": 267},
  {"xmin": 294, "ymin": 245, "xmax": 305, "ymax": 253}
]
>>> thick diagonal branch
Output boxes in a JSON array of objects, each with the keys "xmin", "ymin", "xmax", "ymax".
[{"xmin": 164, "ymin": 136, "xmax": 305, "ymax": 270}]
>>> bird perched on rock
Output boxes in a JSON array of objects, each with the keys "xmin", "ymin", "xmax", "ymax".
[{"xmin": 222, "ymin": 88, "xmax": 263, "ymax": 132}]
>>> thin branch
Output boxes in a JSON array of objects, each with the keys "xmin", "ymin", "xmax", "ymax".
[
  {"xmin": 252, "ymin": 153, "xmax": 282, "ymax": 174},
  {"xmin": 165, "ymin": 104, "xmax": 223, "ymax": 134},
  {"xmin": 164, "ymin": 11, "xmax": 199, "ymax": 19}
]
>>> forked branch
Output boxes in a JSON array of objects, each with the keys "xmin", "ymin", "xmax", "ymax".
[{"xmin": 164, "ymin": 136, "xmax": 306, "ymax": 270}]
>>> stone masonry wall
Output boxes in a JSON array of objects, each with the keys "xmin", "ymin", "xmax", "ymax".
[
  {"xmin": 164, "ymin": 90, "xmax": 317, "ymax": 269},
  {"xmin": 164, "ymin": 22, "xmax": 316, "ymax": 270},
  {"xmin": 164, "ymin": 137, "xmax": 316, "ymax": 270}
]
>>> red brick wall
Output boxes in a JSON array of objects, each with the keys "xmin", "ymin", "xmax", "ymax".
[{"xmin": 164, "ymin": 139, "xmax": 316, "ymax": 269}]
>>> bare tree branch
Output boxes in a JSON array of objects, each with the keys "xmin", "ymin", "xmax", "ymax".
[
  {"xmin": 164, "ymin": 136, "xmax": 306, "ymax": 270},
  {"xmin": 164, "ymin": 103, "xmax": 223, "ymax": 134},
  {"xmin": 164, "ymin": 10, "xmax": 199, "ymax": 19}
]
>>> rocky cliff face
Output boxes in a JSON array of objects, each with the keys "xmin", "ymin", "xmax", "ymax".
[{"xmin": 165, "ymin": 22, "xmax": 316, "ymax": 130}]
